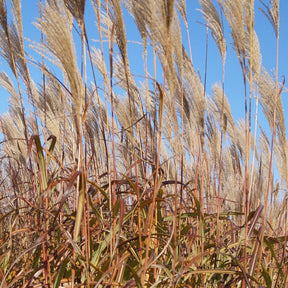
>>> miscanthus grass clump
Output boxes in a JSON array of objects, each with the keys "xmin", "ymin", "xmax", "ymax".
[{"xmin": 0, "ymin": 0, "xmax": 287, "ymax": 287}]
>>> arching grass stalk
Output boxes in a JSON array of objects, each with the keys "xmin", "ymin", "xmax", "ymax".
[
  {"xmin": 109, "ymin": 19, "xmax": 118, "ymax": 269},
  {"xmin": 257, "ymin": 0, "xmax": 280, "ymax": 278},
  {"xmin": 199, "ymin": 0, "xmax": 226, "ymax": 265},
  {"xmin": 142, "ymin": 1, "xmax": 175, "ymax": 284}
]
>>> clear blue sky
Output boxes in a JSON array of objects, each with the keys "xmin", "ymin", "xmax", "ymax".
[{"xmin": 0, "ymin": 0, "xmax": 288, "ymax": 131}]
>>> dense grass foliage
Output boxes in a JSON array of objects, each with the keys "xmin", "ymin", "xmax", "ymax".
[{"xmin": 0, "ymin": 0, "xmax": 287, "ymax": 287}]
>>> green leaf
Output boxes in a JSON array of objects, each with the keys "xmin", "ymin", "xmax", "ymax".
[
  {"xmin": 32, "ymin": 135, "xmax": 47, "ymax": 191},
  {"xmin": 264, "ymin": 236, "xmax": 284, "ymax": 278},
  {"xmin": 73, "ymin": 172, "xmax": 85, "ymax": 242},
  {"xmin": 261, "ymin": 264, "xmax": 272, "ymax": 288},
  {"xmin": 88, "ymin": 195, "xmax": 104, "ymax": 224},
  {"xmin": 53, "ymin": 257, "xmax": 69, "ymax": 288},
  {"xmin": 88, "ymin": 180, "xmax": 109, "ymax": 203},
  {"xmin": 47, "ymin": 135, "xmax": 57, "ymax": 166}
]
